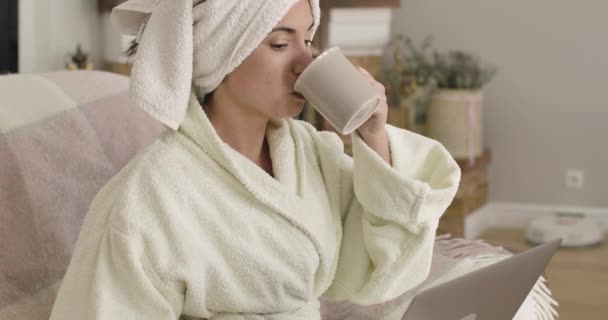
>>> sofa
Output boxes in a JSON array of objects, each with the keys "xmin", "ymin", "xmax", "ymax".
[{"xmin": 0, "ymin": 71, "xmax": 558, "ymax": 319}]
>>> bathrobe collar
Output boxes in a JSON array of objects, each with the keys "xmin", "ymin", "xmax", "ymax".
[
  {"xmin": 178, "ymin": 93, "xmax": 339, "ymax": 290},
  {"xmin": 179, "ymin": 92, "xmax": 303, "ymax": 199}
]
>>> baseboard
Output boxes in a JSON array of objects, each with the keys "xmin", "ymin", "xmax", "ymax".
[{"xmin": 464, "ymin": 202, "xmax": 608, "ymax": 239}]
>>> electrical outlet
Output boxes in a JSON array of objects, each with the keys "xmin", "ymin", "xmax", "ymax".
[{"xmin": 565, "ymin": 169, "xmax": 584, "ymax": 189}]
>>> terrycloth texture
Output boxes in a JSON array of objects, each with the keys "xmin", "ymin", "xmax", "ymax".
[
  {"xmin": 0, "ymin": 71, "xmax": 165, "ymax": 319},
  {"xmin": 111, "ymin": 0, "xmax": 321, "ymax": 130},
  {"xmin": 49, "ymin": 91, "xmax": 461, "ymax": 319}
]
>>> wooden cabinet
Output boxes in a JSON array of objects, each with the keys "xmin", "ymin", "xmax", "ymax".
[
  {"xmin": 321, "ymin": 0, "xmax": 400, "ymax": 8},
  {"xmin": 437, "ymin": 149, "xmax": 492, "ymax": 238},
  {"xmin": 104, "ymin": 61, "xmax": 132, "ymax": 76},
  {"xmin": 98, "ymin": 0, "xmax": 126, "ymax": 12}
]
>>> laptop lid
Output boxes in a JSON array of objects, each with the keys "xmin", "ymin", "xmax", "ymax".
[{"xmin": 402, "ymin": 238, "xmax": 562, "ymax": 320}]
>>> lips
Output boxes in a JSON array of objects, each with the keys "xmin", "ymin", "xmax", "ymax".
[{"xmin": 291, "ymin": 92, "xmax": 306, "ymax": 100}]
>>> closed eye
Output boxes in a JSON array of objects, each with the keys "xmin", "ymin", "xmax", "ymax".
[
  {"xmin": 271, "ymin": 43, "xmax": 288, "ymax": 49},
  {"xmin": 271, "ymin": 40, "xmax": 313, "ymax": 50}
]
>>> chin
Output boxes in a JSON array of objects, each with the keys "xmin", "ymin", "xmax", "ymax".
[
  {"xmin": 288, "ymin": 103, "xmax": 306, "ymax": 118},
  {"xmin": 275, "ymin": 101, "xmax": 305, "ymax": 119}
]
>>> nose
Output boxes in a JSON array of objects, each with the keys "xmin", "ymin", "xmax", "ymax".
[{"xmin": 293, "ymin": 47, "xmax": 313, "ymax": 77}]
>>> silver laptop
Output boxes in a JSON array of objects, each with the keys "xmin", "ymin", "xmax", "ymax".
[{"xmin": 402, "ymin": 238, "xmax": 562, "ymax": 320}]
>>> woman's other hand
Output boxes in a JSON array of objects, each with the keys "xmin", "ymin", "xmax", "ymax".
[{"xmin": 354, "ymin": 66, "xmax": 391, "ymax": 165}]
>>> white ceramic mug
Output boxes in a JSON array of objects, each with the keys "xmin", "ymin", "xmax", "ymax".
[{"xmin": 294, "ymin": 47, "xmax": 381, "ymax": 135}]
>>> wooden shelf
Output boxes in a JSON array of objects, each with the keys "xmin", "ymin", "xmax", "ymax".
[
  {"xmin": 98, "ymin": 0, "xmax": 126, "ymax": 12},
  {"xmin": 437, "ymin": 149, "xmax": 492, "ymax": 238},
  {"xmin": 315, "ymin": 0, "xmax": 399, "ymax": 50},
  {"xmin": 104, "ymin": 61, "xmax": 132, "ymax": 76},
  {"xmin": 322, "ymin": 0, "xmax": 400, "ymax": 8}
]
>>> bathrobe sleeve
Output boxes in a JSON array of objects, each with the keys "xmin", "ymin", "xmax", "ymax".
[
  {"xmin": 49, "ymin": 224, "xmax": 184, "ymax": 319},
  {"xmin": 321, "ymin": 124, "xmax": 461, "ymax": 305}
]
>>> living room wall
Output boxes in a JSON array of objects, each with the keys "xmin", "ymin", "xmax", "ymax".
[
  {"xmin": 392, "ymin": 0, "xmax": 608, "ymax": 207},
  {"xmin": 19, "ymin": 0, "xmax": 101, "ymax": 73}
]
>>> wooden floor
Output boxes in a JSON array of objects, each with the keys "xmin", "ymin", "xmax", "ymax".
[{"xmin": 479, "ymin": 228, "xmax": 608, "ymax": 320}]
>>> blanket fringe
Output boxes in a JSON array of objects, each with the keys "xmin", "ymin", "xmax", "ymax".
[{"xmin": 434, "ymin": 235, "xmax": 558, "ymax": 320}]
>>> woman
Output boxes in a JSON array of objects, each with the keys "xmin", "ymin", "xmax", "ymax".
[{"xmin": 50, "ymin": 0, "xmax": 460, "ymax": 319}]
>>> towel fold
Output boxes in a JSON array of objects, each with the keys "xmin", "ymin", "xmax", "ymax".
[{"xmin": 111, "ymin": 0, "xmax": 321, "ymax": 130}]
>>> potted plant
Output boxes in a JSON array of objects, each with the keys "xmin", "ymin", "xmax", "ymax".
[
  {"xmin": 426, "ymin": 47, "xmax": 496, "ymax": 162},
  {"xmin": 381, "ymin": 35, "xmax": 436, "ymax": 133},
  {"xmin": 383, "ymin": 36, "xmax": 497, "ymax": 161}
]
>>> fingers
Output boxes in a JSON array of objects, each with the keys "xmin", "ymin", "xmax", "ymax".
[
  {"xmin": 356, "ymin": 66, "xmax": 386, "ymax": 94},
  {"xmin": 374, "ymin": 81, "xmax": 386, "ymax": 94},
  {"xmin": 357, "ymin": 65, "xmax": 372, "ymax": 77}
]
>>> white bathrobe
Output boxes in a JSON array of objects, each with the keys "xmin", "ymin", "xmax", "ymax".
[{"xmin": 49, "ymin": 94, "xmax": 461, "ymax": 319}]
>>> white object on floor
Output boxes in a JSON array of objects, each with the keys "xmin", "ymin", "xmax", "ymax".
[{"xmin": 525, "ymin": 212, "xmax": 604, "ymax": 247}]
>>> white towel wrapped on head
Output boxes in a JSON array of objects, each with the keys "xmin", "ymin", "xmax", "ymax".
[{"xmin": 111, "ymin": 0, "xmax": 321, "ymax": 130}]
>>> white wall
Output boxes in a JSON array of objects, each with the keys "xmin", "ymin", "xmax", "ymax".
[
  {"xmin": 19, "ymin": 0, "xmax": 101, "ymax": 73},
  {"xmin": 392, "ymin": 0, "xmax": 608, "ymax": 208},
  {"xmin": 101, "ymin": 12, "xmax": 134, "ymax": 64}
]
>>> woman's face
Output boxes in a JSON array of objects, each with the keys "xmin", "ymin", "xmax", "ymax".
[{"xmin": 216, "ymin": 0, "xmax": 315, "ymax": 120}]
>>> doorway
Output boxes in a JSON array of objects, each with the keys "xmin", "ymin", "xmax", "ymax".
[{"xmin": 1, "ymin": 0, "xmax": 19, "ymax": 73}]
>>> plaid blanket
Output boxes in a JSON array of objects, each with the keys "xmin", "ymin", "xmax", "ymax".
[{"xmin": 0, "ymin": 71, "xmax": 165, "ymax": 319}]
